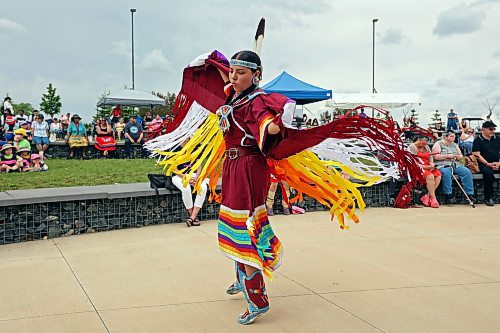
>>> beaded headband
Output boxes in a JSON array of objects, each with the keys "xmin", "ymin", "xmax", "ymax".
[{"xmin": 229, "ymin": 59, "xmax": 258, "ymax": 69}]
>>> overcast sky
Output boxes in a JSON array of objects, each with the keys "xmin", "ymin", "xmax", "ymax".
[{"xmin": 1, "ymin": 0, "xmax": 499, "ymax": 124}]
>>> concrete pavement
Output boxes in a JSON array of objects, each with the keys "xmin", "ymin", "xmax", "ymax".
[{"xmin": 1, "ymin": 206, "xmax": 499, "ymax": 332}]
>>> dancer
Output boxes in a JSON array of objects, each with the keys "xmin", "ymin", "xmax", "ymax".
[{"xmin": 145, "ymin": 50, "xmax": 423, "ymax": 325}]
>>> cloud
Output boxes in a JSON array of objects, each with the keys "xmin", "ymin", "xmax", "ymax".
[
  {"xmin": 493, "ymin": 49, "xmax": 500, "ymax": 58},
  {"xmin": 0, "ymin": 18, "xmax": 28, "ymax": 33},
  {"xmin": 111, "ymin": 41, "xmax": 131, "ymax": 58},
  {"xmin": 433, "ymin": 2, "xmax": 486, "ymax": 37},
  {"xmin": 378, "ymin": 28, "xmax": 407, "ymax": 45},
  {"xmin": 139, "ymin": 49, "xmax": 171, "ymax": 72}
]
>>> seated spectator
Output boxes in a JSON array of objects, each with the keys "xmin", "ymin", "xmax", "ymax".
[
  {"xmin": 60, "ymin": 113, "xmax": 70, "ymax": 137},
  {"xmin": 50, "ymin": 118, "xmax": 63, "ymax": 141},
  {"xmin": 472, "ymin": 120, "xmax": 500, "ymax": 206},
  {"xmin": 432, "ymin": 130, "xmax": 475, "ymax": 204},
  {"xmin": 66, "ymin": 114, "xmax": 89, "ymax": 159},
  {"xmin": 13, "ymin": 128, "xmax": 31, "ymax": 151},
  {"xmin": 459, "ymin": 119, "xmax": 468, "ymax": 132},
  {"xmin": 409, "ymin": 136, "xmax": 441, "ymax": 208},
  {"xmin": 0, "ymin": 144, "xmax": 22, "ymax": 173},
  {"xmin": 114, "ymin": 117, "xmax": 125, "ymax": 140},
  {"xmin": 16, "ymin": 147, "xmax": 32, "ymax": 171},
  {"xmin": 432, "ymin": 121, "xmax": 446, "ymax": 139},
  {"xmin": 124, "ymin": 115, "xmax": 146, "ymax": 158},
  {"xmin": 148, "ymin": 114, "xmax": 163, "ymax": 132},
  {"xmin": 0, "ymin": 124, "xmax": 6, "ymax": 147},
  {"xmin": 171, "ymin": 140, "xmax": 209, "ymax": 227},
  {"xmin": 15, "ymin": 110, "xmax": 28, "ymax": 127},
  {"xmin": 32, "ymin": 114, "xmax": 50, "ymax": 159},
  {"xmin": 144, "ymin": 111, "xmax": 153, "ymax": 126},
  {"xmin": 266, "ymin": 178, "xmax": 292, "ymax": 215},
  {"xmin": 94, "ymin": 118, "xmax": 116, "ymax": 158},
  {"xmin": 18, "ymin": 122, "xmax": 33, "ymax": 140},
  {"xmin": 30, "ymin": 153, "xmax": 48, "ymax": 171},
  {"xmin": 27, "ymin": 110, "xmax": 40, "ymax": 126},
  {"xmin": 459, "ymin": 127, "xmax": 475, "ymax": 155},
  {"xmin": 110, "ymin": 105, "xmax": 122, "ymax": 126}
]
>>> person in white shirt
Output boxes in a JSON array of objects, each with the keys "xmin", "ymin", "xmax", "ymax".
[
  {"xmin": 50, "ymin": 117, "xmax": 63, "ymax": 140},
  {"xmin": 2, "ymin": 97, "xmax": 13, "ymax": 125},
  {"xmin": 31, "ymin": 114, "xmax": 50, "ymax": 159},
  {"xmin": 15, "ymin": 110, "xmax": 28, "ymax": 127}
]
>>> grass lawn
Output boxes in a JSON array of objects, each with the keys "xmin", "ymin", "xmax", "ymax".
[{"xmin": 0, "ymin": 159, "xmax": 164, "ymax": 191}]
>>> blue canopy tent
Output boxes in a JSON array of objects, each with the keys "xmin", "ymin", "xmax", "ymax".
[{"xmin": 262, "ymin": 71, "xmax": 332, "ymax": 105}]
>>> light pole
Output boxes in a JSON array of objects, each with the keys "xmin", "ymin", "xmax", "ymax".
[
  {"xmin": 372, "ymin": 18, "xmax": 378, "ymax": 94},
  {"xmin": 130, "ymin": 8, "xmax": 137, "ymax": 90}
]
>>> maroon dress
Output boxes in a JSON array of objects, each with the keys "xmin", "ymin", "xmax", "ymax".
[{"xmin": 217, "ymin": 90, "xmax": 284, "ymax": 277}]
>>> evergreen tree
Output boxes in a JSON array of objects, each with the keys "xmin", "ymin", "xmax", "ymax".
[
  {"xmin": 430, "ymin": 109, "xmax": 442, "ymax": 124},
  {"xmin": 40, "ymin": 83, "xmax": 62, "ymax": 118}
]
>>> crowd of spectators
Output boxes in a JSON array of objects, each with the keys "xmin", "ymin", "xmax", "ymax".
[{"xmin": 1, "ymin": 97, "xmax": 168, "ymax": 163}]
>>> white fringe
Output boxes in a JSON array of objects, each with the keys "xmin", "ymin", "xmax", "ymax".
[
  {"xmin": 143, "ymin": 102, "xmax": 210, "ymax": 156},
  {"xmin": 310, "ymin": 138, "xmax": 399, "ymax": 183}
]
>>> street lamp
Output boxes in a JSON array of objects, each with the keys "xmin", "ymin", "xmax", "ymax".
[
  {"xmin": 130, "ymin": 8, "xmax": 137, "ymax": 90},
  {"xmin": 372, "ymin": 18, "xmax": 378, "ymax": 94}
]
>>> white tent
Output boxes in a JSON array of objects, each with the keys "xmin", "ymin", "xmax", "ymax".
[
  {"xmin": 96, "ymin": 89, "xmax": 166, "ymax": 108},
  {"xmin": 331, "ymin": 93, "xmax": 421, "ymax": 109}
]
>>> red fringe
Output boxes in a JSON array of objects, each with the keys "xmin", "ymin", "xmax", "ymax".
[
  {"xmin": 330, "ymin": 105, "xmax": 425, "ymax": 186},
  {"xmin": 146, "ymin": 93, "xmax": 195, "ymax": 141}
]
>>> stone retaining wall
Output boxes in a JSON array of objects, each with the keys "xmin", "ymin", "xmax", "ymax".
[{"xmin": 0, "ymin": 178, "xmax": 498, "ymax": 245}]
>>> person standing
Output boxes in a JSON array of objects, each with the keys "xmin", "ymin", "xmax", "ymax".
[
  {"xmin": 2, "ymin": 97, "xmax": 13, "ymax": 125},
  {"xmin": 472, "ymin": 121, "xmax": 500, "ymax": 206},
  {"xmin": 447, "ymin": 109, "xmax": 459, "ymax": 131},
  {"xmin": 31, "ymin": 114, "xmax": 50, "ymax": 159},
  {"xmin": 124, "ymin": 115, "xmax": 145, "ymax": 158},
  {"xmin": 432, "ymin": 130, "xmax": 474, "ymax": 204}
]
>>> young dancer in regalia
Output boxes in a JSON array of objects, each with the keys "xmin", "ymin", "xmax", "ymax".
[{"xmin": 146, "ymin": 49, "xmax": 423, "ymax": 325}]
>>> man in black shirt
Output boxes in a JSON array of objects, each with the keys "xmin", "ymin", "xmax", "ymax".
[
  {"xmin": 472, "ymin": 120, "xmax": 500, "ymax": 206},
  {"xmin": 124, "ymin": 115, "xmax": 146, "ymax": 158}
]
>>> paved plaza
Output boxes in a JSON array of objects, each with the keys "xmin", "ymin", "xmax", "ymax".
[{"xmin": 1, "ymin": 206, "xmax": 499, "ymax": 333}]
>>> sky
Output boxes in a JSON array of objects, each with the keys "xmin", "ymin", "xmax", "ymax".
[{"xmin": 1, "ymin": 0, "xmax": 499, "ymax": 125}]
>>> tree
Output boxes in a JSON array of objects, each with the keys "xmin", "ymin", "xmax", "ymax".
[
  {"xmin": 430, "ymin": 109, "xmax": 442, "ymax": 125},
  {"xmin": 95, "ymin": 90, "xmax": 112, "ymax": 121},
  {"xmin": 483, "ymin": 99, "xmax": 498, "ymax": 120},
  {"xmin": 40, "ymin": 83, "xmax": 62, "ymax": 118},
  {"xmin": 12, "ymin": 102, "xmax": 34, "ymax": 115}
]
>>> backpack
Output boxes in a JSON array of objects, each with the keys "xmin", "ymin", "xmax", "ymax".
[
  {"xmin": 464, "ymin": 155, "xmax": 480, "ymax": 173},
  {"xmin": 147, "ymin": 174, "xmax": 178, "ymax": 198},
  {"xmin": 394, "ymin": 184, "xmax": 412, "ymax": 209}
]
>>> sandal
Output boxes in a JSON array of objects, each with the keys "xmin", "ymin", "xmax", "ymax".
[
  {"xmin": 186, "ymin": 217, "xmax": 194, "ymax": 227},
  {"xmin": 192, "ymin": 217, "xmax": 200, "ymax": 227}
]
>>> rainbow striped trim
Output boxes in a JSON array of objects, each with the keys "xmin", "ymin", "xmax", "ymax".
[{"xmin": 218, "ymin": 204, "xmax": 283, "ymax": 278}]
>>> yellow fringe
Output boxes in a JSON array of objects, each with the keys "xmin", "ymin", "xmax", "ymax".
[
  {"xmin": 157, "ymin": 113, "xmax": 365, "ymax": 229},
  {"xmin": 270, "ymin": 150, "xmax": 366, "ymax": 229},
  {"xmin": 156, "ymin": 113, "xmax": 225, "ymax": 199}
]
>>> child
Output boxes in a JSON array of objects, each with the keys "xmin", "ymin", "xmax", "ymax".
[
  {"xmin": 17, "ymin": 147, "xmax": 32, "ymax": 172},
  {"xmin": 0, "ymin": 144, "xmax": 23, "ymax": 173},
  {"xmin": 114, "ymin": 117, "xmax": 125, "ymax": 140},
  {"xmin": 30, "ymin": 154, "xmax": 48, "ymax": 171}
]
